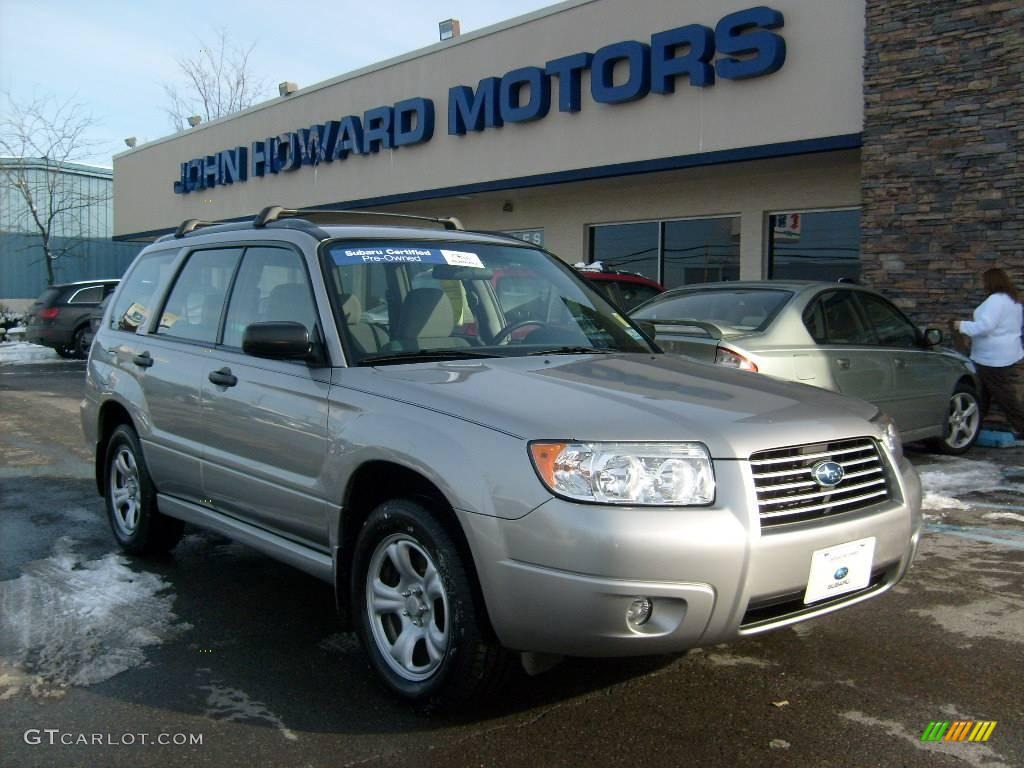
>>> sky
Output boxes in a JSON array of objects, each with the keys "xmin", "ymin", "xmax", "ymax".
[{"xmin": 0, "ymin": 0, "xmax": 558, "ymax": 167}]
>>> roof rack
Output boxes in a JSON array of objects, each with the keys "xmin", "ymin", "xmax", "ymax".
[
  {"xmin": 253, "ymin": 205, "xmax": 464, "ymax": 231},
  {"xmin": 174, "ymin": 219, "xmax": 217, "ymax": 238}
]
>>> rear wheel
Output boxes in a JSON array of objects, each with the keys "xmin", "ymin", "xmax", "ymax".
[
  {"xmin": 105, "ymin": 424, "xmax": 184, "ymax": 554},
  {"xmin": 55, "ymin": 345, "xmax": 76, "ymax": 358},
  {"xmin": 72, "ymin": 325, "xmax": 90, "ymax": 359},
  {"xmin": 351, "ymin": 499, "xmax": 510, "ymax": 705},
  {"xmin": 927, "ymin": 384, "xmax": 981, "ymax": 455}
]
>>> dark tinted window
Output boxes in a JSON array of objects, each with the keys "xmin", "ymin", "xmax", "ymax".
[
  {"xmin": 769, "ymin": 209, "xmax": 860, "ymax": 282},
  {"xmin": 805, "ymin": 291, "xmax": 874, "ymax": 345},
  {"xmin": 34, "ymin": 287, "xmax": 61, "ymax": 308},
  {"xmin": 857, "ymin": 293, "xmax": 918, "ymax": 347},
  {"xmin": 632, "ymin": 289, "xmax": 792, "ymax": 332},
  {"xmin": 662, "ymin": 217, "xmax": 740, "ymax": 289},
  {"xmin": 157, "ymin": 249, "xmax": 241, "ymax": 343},
  {"xmin": 588, "ymin": 223, "xmax": 659, "ymax": 284},
  {"xmin": 68, "ymin": 285, "xmax": 104, "ymax": 304},
  {"xmin": 223, "ymin": 247, "xmax": 318, "ymax": 350},
  {"xmin": 615, "ymin": 281, "xmax": 661, "ymax": 311},
  {"xmin": 109, "ymin": 251, "xmax": 178, "ymax": 333}
]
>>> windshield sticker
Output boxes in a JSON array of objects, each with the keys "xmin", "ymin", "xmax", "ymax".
[{"xmin": 333, "ymin": 246, "xmax": 483, "ymax": 267}]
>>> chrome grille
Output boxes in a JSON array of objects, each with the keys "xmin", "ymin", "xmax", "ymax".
[{"xmin": 750, "ymin": 438, "xmax": 890, "ymax": 526}]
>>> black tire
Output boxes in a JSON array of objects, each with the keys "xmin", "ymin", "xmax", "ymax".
[
  {"xmin": 104, "ymin": 424, "xmax": 184, "ymax": 554},
  {"xmin": 351, "ymin": 499, "xmax": 510, "ymax": 705},
  {"xmin": 72, "ymin": 325, "xmax": 90, "ymax": 359},
  {"xmin": 55, "ymin": 345, "xmax": 76, "ymax": 358},
  {"xmin": 926, "ymin": 383, "xmax": 982, "ymax": 455}
]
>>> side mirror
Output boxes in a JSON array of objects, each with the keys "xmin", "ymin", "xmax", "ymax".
[
  {"xmin": 923, "ymin": 328, "xmax": 943, "ymax": 346},
  {"xmin": 633, "ymin": 319, "xmax": 656, "ymax": 341},
  {"xmin": 242, "ymin": 321, "xmax": 312, "ymax": 360}
]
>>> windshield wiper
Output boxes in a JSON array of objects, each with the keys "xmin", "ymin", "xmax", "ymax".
[
  {"xmin": 358, "ymin": 349, "xmax": 501, "ymax": 366},
  {"xmin": 526, "ymin": 346, "xmax": 616, "ymax": 356}
]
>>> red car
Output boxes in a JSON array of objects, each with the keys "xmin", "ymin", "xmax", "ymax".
[{"xmin": 575, "ymin": 265, "xmax": 664, "ymax": 311}]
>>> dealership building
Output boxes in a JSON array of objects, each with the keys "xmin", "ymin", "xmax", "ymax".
[{"xmin": 114, "ymin": 0, "xmax": 1022, "ymax": 329}]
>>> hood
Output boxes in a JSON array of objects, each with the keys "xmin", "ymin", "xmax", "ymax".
[{"xmin": 335, "ymin": 353, "xmax": 881, "ymax": 459}]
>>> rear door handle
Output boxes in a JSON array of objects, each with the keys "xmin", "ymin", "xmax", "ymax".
[
  {"xmin": 132, "ymin": 352, "xmax": 154, "ymax": 368},
  {"xmin": 208, "ymin": 367, "xmax": 238, "ymax": 387},
  {"xmin": 835, "ymin": 357, "xmax": 850, "ymax": 370}
]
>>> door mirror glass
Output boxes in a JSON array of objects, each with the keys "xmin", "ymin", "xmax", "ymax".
[
  {"xmin": 242, "ymin": 322, "xmax": 312, "ymax": 360},
  {"xmin": 923, "ymin": 327, "xmax": 943, "ymax": 346}
]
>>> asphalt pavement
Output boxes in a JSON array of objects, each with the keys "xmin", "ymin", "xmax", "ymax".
[{"xmin": 1, "ymin": 359, "xmax": 1022, "ymax": 768}]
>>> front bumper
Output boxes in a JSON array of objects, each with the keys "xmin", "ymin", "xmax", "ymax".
[{"xmin": 460, "ymin": 456, "xmax": 922, "ymax": 657}]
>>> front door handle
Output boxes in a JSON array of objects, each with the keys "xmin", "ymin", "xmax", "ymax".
[
  {"xmin": 132, "ymin": 352, "xmax": 154, "ymax": 368},
  {"xmin": 208, "ymin": 367, "xmax": 238, "ymax": 387},
  {"xmin": 835, "ymin": 357, "xmax": 851, "ymax": 370},
  {"xmin": 894, "ymin": 358, "xmax": 907, "ymax": 369}
]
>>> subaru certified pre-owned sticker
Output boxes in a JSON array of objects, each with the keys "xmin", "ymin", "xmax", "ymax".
[{"xmin": 333, "ymin": 247, "xmax": 483, "ymax": 267}]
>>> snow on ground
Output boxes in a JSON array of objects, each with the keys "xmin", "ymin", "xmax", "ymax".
[
  {"xmin": 0, "ymin": 537, "xmax": 190, "ymax": 699},
  {"xmin": 916, "ymin": 457, "xmax": 1024, "ymax": 512},
  {"xmin": 0, "ymin": 341, "xmax": 58, "ymax": 364}
]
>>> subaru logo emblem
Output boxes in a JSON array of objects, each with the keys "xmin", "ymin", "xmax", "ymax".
[
  {"xmin": 834, "ymin": 566, "xmax": 849, "ymax": 580},
  {"xmin": 812, "ymin": 460, "xmax": 845, "ymax": 488}
]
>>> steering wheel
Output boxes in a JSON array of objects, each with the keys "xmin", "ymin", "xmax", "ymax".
[{"xmin": 491, "ymin": 319, "xmax": 548, "ymax": 345}]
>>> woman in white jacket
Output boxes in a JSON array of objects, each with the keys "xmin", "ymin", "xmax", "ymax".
[{"xmin": 952, "ymin": 268, "xmax": 1024, "ymax": 438}]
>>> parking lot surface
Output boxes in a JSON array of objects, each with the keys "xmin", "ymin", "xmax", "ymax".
[{"xmin": 2, "ymin": 359, "xmax": 1022, "ymax": 767}]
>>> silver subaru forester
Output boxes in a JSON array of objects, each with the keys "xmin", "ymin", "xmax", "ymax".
[{"xmin": 81, "ymin": 207, "xmax": 922, "ymax": 704}]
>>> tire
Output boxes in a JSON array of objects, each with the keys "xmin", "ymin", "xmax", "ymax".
[
  {"xmin": 55, "ymin": 345, "xmax": 76, "ymax": 358},
  {"xmin": 104, "ymin": 424, "xmax": 184, "ymax": 554},
  {"xmin": 72, "ymin": 325, "xmax": 90, "ymax": 359},
  {"xmin": 927, "ymin": 383, "xmax": 982, "ymax": 455},
  {"xmin": 351, "ymin": 499, "xmax": 510, "ymax": 705}
]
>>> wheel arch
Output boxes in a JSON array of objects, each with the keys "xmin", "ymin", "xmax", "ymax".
[
  {"xmin": 94, "ymin": 400, "xmax": 135, "ymax": 496},
  {"xmin": 335, "ymin": 459, "xmax": 496, "ymax": 641}
]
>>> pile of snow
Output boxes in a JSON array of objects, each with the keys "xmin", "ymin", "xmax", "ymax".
[
  {"xmin": 918, "ymin": 457, "xmax": 1024, "ymax": 511},
  {"xmin": 0, "ymin": 341, "xmax": 58, "ymax": 364},
  {"xmin": 0, "ymin": 538, "xmax": 190, "ymax": 698}
]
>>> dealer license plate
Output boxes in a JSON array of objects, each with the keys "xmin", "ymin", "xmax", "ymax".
[{"xmin": 803, "ymin": 537, "xmax": 876, "ymax": 604}]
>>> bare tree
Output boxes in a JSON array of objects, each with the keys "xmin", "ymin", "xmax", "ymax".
[
  {"xmin": 163, "ymin": 30, "xmax": 268, "ymax": 131},
  {"xmin": 0, "ymin": 92, "xmax": 109, "ymax": 286}
]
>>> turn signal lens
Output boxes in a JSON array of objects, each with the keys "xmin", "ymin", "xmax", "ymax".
[{"xmin": 714, "ymin": 346, "xmax": 758, "ymax": 372}]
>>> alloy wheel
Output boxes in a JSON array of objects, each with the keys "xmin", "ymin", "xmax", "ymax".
[
  {"xmin": 110, "ymin": 446, "xmax": 141, "ymax": 536},
  {"xmin": 945, "ymin": 392, "xmax": 980, "ymax": 450}
]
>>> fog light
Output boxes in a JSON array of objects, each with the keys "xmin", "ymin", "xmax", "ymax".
[{"xmin": 626, "ymin": 597, "xmax": 653, "ymax": 628}]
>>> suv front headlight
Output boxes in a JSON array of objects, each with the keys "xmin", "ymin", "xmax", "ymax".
[
  {"xmin": 529, "ymin": 441, "xmax": 715, "ymax": 505},
  {"xmin": 874, "ymin": 413, "xmax": 903, "ymax": 462}
]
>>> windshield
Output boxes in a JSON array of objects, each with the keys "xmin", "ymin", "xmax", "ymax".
[
  {"xmin": 632, "ymin": 288, "xmax": 793, "ymax": 333},
  {"xmin": 323, "ymin": 240, "xmax": 652, "ymax": 364}
]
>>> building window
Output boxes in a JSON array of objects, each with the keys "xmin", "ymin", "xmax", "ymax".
[
  {"xmin": 663, "ymin": 217, "xmax": 740, "ymax": 288},
  {"xmin": 768, "ymin": 208, "xmax": 861, "ymax": 282},
  {"xmin": 589, "ymin": 216, "xmax": 739, "ymax": 289},
  {"xmin": 588, "ymin": 222, "xmax": 659, "ymax": 283}
]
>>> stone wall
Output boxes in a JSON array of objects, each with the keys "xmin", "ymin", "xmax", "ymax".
[{"xmin": 861, "ymin": 0, "xmax": 1024, "ymax": 431}]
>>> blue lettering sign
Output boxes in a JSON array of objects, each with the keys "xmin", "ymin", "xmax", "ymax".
[
  {"xmin": 448, "ymin": 77, "xmax": 503, "ymax": 135},
  {"xmin": 394, "ymin": 98, "xmax": 435, "ymax": 146},
  {"xmin": 651, "ymin": 24, "xmax": 715, "ymax": 91},
  {"xmin": 500, "ymin": 67, "xmax": 551, "ymax": 123},
  {"xmin": 544, "ymin": 52, "xmax": 593, "ymax": 113},
  {"xmin": 333, "ymin": 116, "xmax": 364, "ymax": 160},
  {"xmin": 173, "ymin": 7, "xmax": 788, "ymax": 194},
  {"xmin": 715, "ymin": 6, "xmax": 786, "ymax": 80},
  {"xmin": 591, "ymin": 41, "xmax": 651, "ymax": 104}
]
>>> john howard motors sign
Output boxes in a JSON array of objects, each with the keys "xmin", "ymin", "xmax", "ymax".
[{"xmin": 173, "ymin": 6, "xmax": 787, "ymax": 195}]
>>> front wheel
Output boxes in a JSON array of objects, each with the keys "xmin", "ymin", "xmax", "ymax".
[
  {"xmin": 105, "ymin": 424, "xmax": 184, "ymax": 554},
  {"xmin": 351, "ymin": 499, "xmax": 510, "ymax": 705},
  {"xmin": 927, "ymin": 384, "xmax": 981, "ymax": 455},
  {"xmin": 72, "ymin": 326, "xmax": 90, "ymax": 359}
]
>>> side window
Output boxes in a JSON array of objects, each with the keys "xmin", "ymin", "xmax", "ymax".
[
  {"xmin": 222, "ymin": 247, "xmax": 318, "ymax": 350},
  {"xmin": 109, "ymin": 250, "xmax": 178, "ymax": 333},
  {"xmin": 617, "ymin": 281, "xmax": 660, "ymax": 311},
  {"xmin": 806, "ymin": 291, "xmax": 875, "ymax": 345},
  {"xmin": 157, "ymin": 248, "xmax": 241, "ymax": 343},
  {"xmin": 69, "ymin": 285, "xmax": 104, "ymax": 304},
  {"xmin": 856, "ymin": 293, "xmax": 918, "ymax": 347}
]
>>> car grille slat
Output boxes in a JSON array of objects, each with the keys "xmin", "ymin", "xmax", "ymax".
[{"xmin": 750, "ymin": 438, "xmax": 891, "ymax": 526}]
